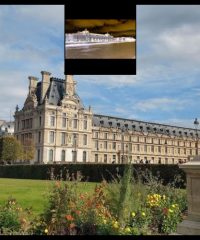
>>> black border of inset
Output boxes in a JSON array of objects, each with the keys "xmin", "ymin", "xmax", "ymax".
[{"xmin": 64, "ymin": 0, "xmax": 136, "ymax": 75}]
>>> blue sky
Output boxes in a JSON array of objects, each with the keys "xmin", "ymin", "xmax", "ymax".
[{"xmin": 0, "ymin": 5, "xmax": 200, "ymax": 128}]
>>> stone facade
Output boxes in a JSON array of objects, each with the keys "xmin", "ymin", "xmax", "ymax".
[{"xmin": 14, "ymin": 72, "xmax": 200, "ymax": 164}]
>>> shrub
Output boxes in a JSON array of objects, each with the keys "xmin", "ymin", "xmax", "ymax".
[
  {"xmin": 0, "ymin": 164, "xmax": 186, "ymax": 188},
  {"xmin": 0, "ymin": 198, "xmax": 32, "ymax": 235}
]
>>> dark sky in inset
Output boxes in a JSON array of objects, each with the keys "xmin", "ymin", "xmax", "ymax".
[{"xmin": 66, "ymin": 19, "xmax": 136, "ymax": 37}]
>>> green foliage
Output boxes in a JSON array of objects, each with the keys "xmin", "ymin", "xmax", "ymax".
[
  {"xmin": 0, "ymin": 136, "xmax": 23, "ymax": 163},
  {"xmin": 105, "ymin": 166, "xmax": 187, "ymax": 235},
  {"xmin": 23, "ymin": 145, "xmax": 35, "ymax": 161},
  {"xmin": 0, "ymin": 198, "xmax": 32, "ymax": 235},
  {"xmin": 117, "ymin": 163, "xmax": 133, "ymax": 226}
]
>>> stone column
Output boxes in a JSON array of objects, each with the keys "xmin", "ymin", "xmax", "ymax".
[{"xmin": 177, "ymin": 157, "xmax": 200, "ymax": 234}]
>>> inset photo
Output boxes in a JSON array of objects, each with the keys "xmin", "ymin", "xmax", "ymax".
[{"xmin": 65, "ymin": 19, "xmax": 136, "ymax": 59}]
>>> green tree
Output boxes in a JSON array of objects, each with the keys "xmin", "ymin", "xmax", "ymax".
[
  {"xmin": 0, "ymin": 136, "xmax": 23, "ymax": 164},
  {"xmin": 23, "ymin": 138, "xmax": 35, "ymax": 161}
]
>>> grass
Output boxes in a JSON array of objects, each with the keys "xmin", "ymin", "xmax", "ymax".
[{"xmin": 0, "ymin": 178, "xmax": 98, "ymax": 216}]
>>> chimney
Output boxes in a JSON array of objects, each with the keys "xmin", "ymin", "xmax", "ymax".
[
  {"xmin": 40, "ymin": 71, "xmax": 51, "ymax": 104},
  {"xmin": 28, "ymin": 76, "xmax": 38, "ymax": 95},
  {"xmin": 65, "ymin": 75, "xmax": 76, "ymax": 96}
]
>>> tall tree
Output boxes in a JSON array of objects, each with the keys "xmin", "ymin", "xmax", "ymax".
[{"xmin": 0, "ymin": 136, "xmax": 23, "ymax": 164}]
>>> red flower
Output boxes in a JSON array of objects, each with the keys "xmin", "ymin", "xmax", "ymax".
[
  {"xmin": 65, "ymin": 214, "xmax": 74, "ymax": 221},
  {"xmin": 79, "ymin": 194, "xmax": 85, "ymax": 200},
  {"xmin": 163, "ymin": 208, "xmax": 169, "ymax": 215},
  {"xmin": 75, "ymin": 210, "xmax": 81, "ymax": 215}
]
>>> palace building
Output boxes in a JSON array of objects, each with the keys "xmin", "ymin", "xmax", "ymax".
[
  {"xmin": 66, "ymin": 29, "xmax": 114, "ymax": 43},
  {"xmin": 14, "ymin": 72, "xmax": 200, "ymax": 164}
]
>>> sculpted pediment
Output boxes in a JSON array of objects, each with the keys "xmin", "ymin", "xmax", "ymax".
[{"xmin": 61, "ymin": 97, "xmax": 79, "ymax": 109}]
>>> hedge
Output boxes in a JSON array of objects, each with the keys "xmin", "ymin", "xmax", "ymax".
[{"xmin": 0, "ymin": 164, "xmax": 186, "ymax": 188}]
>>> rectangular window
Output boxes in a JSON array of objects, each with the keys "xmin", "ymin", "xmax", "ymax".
[
  {"xmin": 61, "ymin": 150, "xmax": 65, "ymax": 161},
  {"xmin": 144, "ymin": 145, "xmax": 147, "ymax": 152},
  {"xmin": 37, "ymin": 149, "xmax": 40, "ymax": 162},
  {"xmin": 49, "ymin": 131, "xmax": 54, "ymax": 143},
  {"xmin": 22, "ymin": 120, "xmax": 25, "ymax": 130},
  {"xmin": 104, "ymin": 141, "xmax": 107, "ymax": 149},
  {"xmin": 73, "ymin": 119, "xmax": 78, "ymax": 129},
  {"xmin": 61, "ymin": 132, "xmax": 66, "ymax": 145},
  {"xmin": 129, "ymin": 143, "xmax": 132, "ymax": 152},
  {"xmin": 113, "ymin": 155, "xmax": 116, "ymax": 161},
  {"xmin": 165, "ymin": 147, "xmax": 167, "ymax": 154},
  {"xmin": 95, "ymin": 140, "xmax": 98, "ymax": 149},
  {"xmin": 72, "ymin": 151, "xmax": 77, "ymax": 162},
  {"xmin": 129, "ymin": 136, "xmax": 131, "ymax": 142},
  {"xmin": 30, "ymin": 119, "xmax": 33, "ymax": 128},
  {"xmin": 104, "ymin": 133, "xmax": 108, "ymax": 139},
  {"xmin": 50, "ymin": 116, "xmax": 55, "ymax": 127},
  {"xmin": 151, "ymin": 145, "xmax": 154, "ymax": 152},
  {"xmin": 112, "ymin": 142, "xmax": 116, "ymax": 150},
  {"xmin": 95, "ymin": 154, "xmax": 98, "ymax": 163},
  {"xmin": 84, "ymin": 120, "xmax": 87, "ymax": 130},
  {"xmin": 83, "ymin": 151, "xmax": 87, "ymax": 162},
  {"xmin": 39, "ymin": 116, "xmax": 42, "ymax": 126},
  {"xmin": 158, "ymin": 146, "xmax": 161, "ymax": 153},
  {"xmin": 104, "ymin": 154, "xmax": 107, "ymax": 163},
  {"xmin": 83, "ymin": 134, "xmax": 87, "ymax": 145},
  {"xmin": 184, "ymin": 148, "xmax": 186, "ymax": 155},
  {"xmin": 38, "ymin": 131, "xmax": 41, "ymax": 143},
  {"xmin": 137, "ymin": 144, "xmax": 140, "ymax": 151},
  {"xmin": 113, "ymin": 134, "xmax": 116, "ymax": 140},
  {"xmin": 62, "ymin": 118, "xmax": 67, "ymax": 127},
  {"xmin": 178, "ymin": 148, "xmax": 180, "ymax": 154},
  {"xmin": 95, "ymin": 132, "xmax": 98, "ymax": 138},
  {"xmin": 72, "ymin": 134, "xmax": 77, "ymax": 146}
]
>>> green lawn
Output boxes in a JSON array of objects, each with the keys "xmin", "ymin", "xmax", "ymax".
[{"xmin": 0, "ymin": 178, "xmax": 98, "ymax": 216}]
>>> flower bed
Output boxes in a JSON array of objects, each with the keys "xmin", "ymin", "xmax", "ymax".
[{"xmin": 0, "ymin": 167, "xmax": 187, "ymax": 235}]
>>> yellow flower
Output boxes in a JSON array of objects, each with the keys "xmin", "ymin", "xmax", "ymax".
[
  {"xmin": 103, "ymin": 219, "xmax": 107, "ymax": 224},
  {"xmin": 169, "ymin": 209, "xmax": 173, "ymax": 213},
  {"xmin": 141, "ymin": 212, "xmax": 146, "ymax": 217},
  {"xmin": 113, "ymin": 221, "xmax": 119, "ymax": 229},
  {"xmin": 125, "ymin": 227, "xmax": 131, "ymax": 233},
  {"xmin": 162, "ymin": 195, "xmax": 166, "ymax": 200},
  {"xmin": 131, "ymin": 212, "xmax": 136, "ymax": 217},
  {"xmin": 172, "ymin": 204, "xmax": 176, "ymax": 208},
  {"xmin": 44, "ymin": 229, "xmax": 48, "ymax": 234}
]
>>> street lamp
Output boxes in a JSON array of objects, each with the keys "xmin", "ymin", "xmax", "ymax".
[{"xmin": 194, "ymin": 118, "xmax": 199, "ymax": 156}]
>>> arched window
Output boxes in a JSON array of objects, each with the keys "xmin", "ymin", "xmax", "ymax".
[
  {"xmin": 61, "ymin": 150, "xmax": 65, "ymax": 162},
  {"xmin": 49, "ymin": 149, "xmax": 53, "ymax": 162},
  {"xmin": 83, "ymin": 151, "xmax": 86, "ymax": 162}
]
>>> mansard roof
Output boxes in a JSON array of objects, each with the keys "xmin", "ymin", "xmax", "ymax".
[
  {"xmin": 35, "ymin": 77, "xmax": 84, "ymax": 108},
  {"xmin": 93, "ymin": 114, "xmax": 200, "ymax": 138}
]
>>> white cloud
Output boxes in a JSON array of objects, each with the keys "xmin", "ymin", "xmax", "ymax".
[
  {"xmin": 75, "ymin": 75, "xmax": 138, "ymax": 88},
  {"xmin": 134, "ymin": 97, "xmax": 185, "ymax": 112}
]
